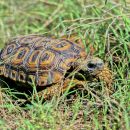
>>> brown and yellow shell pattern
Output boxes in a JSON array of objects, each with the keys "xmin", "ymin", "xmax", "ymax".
[{"xmin": 0, "ymin": 35, "xmax": 87, "ymax": 86}]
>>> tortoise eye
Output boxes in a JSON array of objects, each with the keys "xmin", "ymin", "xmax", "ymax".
[
  {"xmin": 87, "ymin": 63, "xmax": 97, "ymax": 69},
  {"xmin": 87, "ymin": 59, "xmax": 104, "ymax": 71}
]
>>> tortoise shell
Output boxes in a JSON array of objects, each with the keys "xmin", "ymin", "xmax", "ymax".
[{"xmin": 0, "ymin": 35, "xmax": 88, "ymax": 86}]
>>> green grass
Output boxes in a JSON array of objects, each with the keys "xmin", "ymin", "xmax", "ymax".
[{"xmin": 0, "ymin": 0, "xmax": 130, "ymax": 129}]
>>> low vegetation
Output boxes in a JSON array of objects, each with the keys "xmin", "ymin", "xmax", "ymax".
[{"xmin": 0, "ymin": 0, "xmax": 130, "ymax": 129}]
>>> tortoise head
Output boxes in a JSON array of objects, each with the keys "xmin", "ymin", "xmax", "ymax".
[
  {"xmin": 80, "ymin": 57, "xmax": 104, "ymax": 76},
  {"xmin": 78, "ymin": 57, "xmax": 113, "ymax": 88}
]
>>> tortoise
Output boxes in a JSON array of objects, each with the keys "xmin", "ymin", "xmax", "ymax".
[{"xmin": 0, "ymin": 34, "xmax": 113, "ymax": 99}]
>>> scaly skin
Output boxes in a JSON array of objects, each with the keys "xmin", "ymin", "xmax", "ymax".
[{"xmin": 28, "ymin": 66, "xmax": 113, "ymax": 101}]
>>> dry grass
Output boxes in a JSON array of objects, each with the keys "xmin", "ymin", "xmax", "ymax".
[{"xmin": 0, "ymin": 0, "xmax": 130, "ymax": 129}]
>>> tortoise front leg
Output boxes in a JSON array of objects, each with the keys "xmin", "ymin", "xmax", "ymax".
[
  {"xmin": 28, "ymin": 79, "xmax": 86, "ymax": 102},
  {"xmin": 41, "ymin": 79, "xmax": 85, "ymax": 99}
]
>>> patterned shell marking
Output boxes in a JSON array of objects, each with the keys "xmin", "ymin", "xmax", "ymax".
[{"xmin": 0, "ymin": 35, "xmax": 87, "ymax": 86}]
